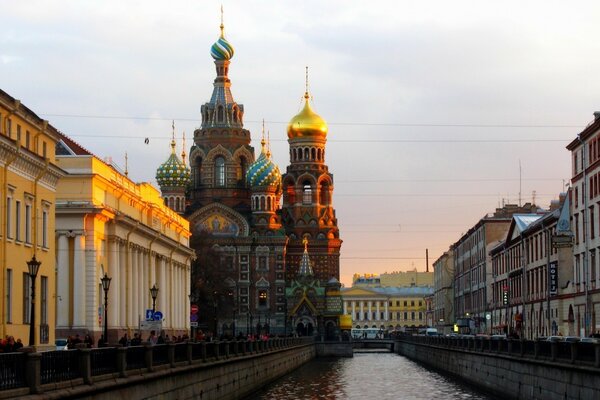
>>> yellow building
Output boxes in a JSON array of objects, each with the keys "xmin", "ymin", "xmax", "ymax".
[
  {"xmin": 341, "ymin": 286, "xmax": 433, "ymax": 331},
  {"xmin": 352, "ymin": 270, "xmax": 433, "ymax": 288},
  {"xmin": 0, "ymin": 89, "xmax": 65, "ymax": 347},
  {"xmin": 55, "ymin": 133, "xmax": 194, "ymax": 342}
]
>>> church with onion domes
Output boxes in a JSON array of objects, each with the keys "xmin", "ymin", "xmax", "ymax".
[{"xmin": 155, "ymin": 13, "xmax": 342, "ymax": 337}]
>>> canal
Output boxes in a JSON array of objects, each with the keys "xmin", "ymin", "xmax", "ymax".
[{"xmin": 247, "ymin": 352, "xmax": 495, "ymax": 399}]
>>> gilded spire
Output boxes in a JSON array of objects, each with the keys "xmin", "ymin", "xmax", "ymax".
[
  {"xmin": 304, "ymin": 65, "xmax": 309, "ymax": 100},
  {"xmin": 220, "ymin": 5, "xmax": 225, "ymax": 38},
  {"xmin": 303, "ymin": 237, "xmax": 308, "ymax": 251},
  {"xmin": 260, "ymin": 118, "xmax": 266, "ymax": 152},
  {"xmin": 181, "ymin": 131, "xmax": 187, "ymax": 166},
  {"xmin": 298, "ymin": 237, "xmax": 313, "ymax": 276},
  {"xmin": 170, "ymin": 120, "xmax": 176, "ymax": 153},
  {"xmin": 267, "ymin": 130, "xmax": 271, "ymax": 158}
]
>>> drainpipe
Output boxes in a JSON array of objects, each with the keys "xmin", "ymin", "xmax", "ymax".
[{"xmin": 0, "ymin": 143, "xmax": 19, "ymax": 338}]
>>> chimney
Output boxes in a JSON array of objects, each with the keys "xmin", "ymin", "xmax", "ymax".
[{"xmin": 594, "ymin": 111, "xmax": 600, "ymax": 121}]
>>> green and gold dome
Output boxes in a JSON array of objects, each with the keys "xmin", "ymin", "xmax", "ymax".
[
  {"xmin": 287, "ymin": 92, "xmax": 328, "ymax": 140},
  {"xmin": 246, "ymin": 138, "xmax": 281, "ymax": 188},
  {"xmin": 210, "ymin": 18, "xmax": 234, "ymax": 61},
  {"xmin": 156, "ymin": 137, "xmax": 191, "ymax": 189}
]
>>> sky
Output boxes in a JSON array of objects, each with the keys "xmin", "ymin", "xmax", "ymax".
[{"xmin": 3, "ymin": 0, "xmax": 600, "ymax": 287}]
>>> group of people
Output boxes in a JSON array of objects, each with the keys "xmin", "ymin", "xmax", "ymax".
[
  {"xmin": 0, "ymin": 336, "xmax": 24, "ymax": 353},
  {"xmin": 116, "ymin": 332, "xmax": 190, "ymax": 347},
  {"xmin": 65, "ymin": 334, "xmax": 95, "ymax": 349}
]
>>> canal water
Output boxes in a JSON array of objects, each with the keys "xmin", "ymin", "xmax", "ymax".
[{"xmin": 247, "ymin": 352, "xmax": 495, "ymax": 400}]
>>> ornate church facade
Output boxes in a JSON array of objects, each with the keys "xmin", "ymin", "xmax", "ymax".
[{"xmin": 156, "ymin": 17, "xmax": 342, "ymax": 336}]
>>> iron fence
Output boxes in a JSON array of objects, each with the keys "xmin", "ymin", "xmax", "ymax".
[
  {"xmin": 91, "ymin": 347, "xmax": 118, "ymax": 376},
  {"xmin": 0, "ymin": 352, "xmax": 27, "ymax": 390},
  {"xmin": 41, "ymin": 350, "xmax": 80, "ymax": 384}
]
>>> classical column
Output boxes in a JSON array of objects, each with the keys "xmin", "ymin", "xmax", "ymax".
[
  {"xmin": 376, "ymin": 301, "xmax": 380, "ymax": 321},
  {"xmin": 158, "ymin": 257, "xmax": 166, "ymax": 320},
  {"xmin": 351, "ymin": 301, "xmax": 356, "ymax": 322},
  {"xmin": 367, "ymin": 301, "xmax": 372, "ymax": 322},
  {"xmin": 126, "ymin": 245, "xmax": 134, "ymax": 326},
  {"xmin": 56, "ymin": 234, "xmax": 69, "ymax": 328},
  {"xmin": 384, "ymin": 300, "xmax": 389, "ymax": 323},
  {"xmin": 137, "ymin": 249, "xmax": 145, "ymax": 318},
  {"xmin": 73, "ymin": 234, "xmax": 86, "ymax": 327},
  {"xmin": 360, "ymin": 301, "xmax": 364, "ymax": 321},
  {"xmin": 119, "ymin": 242, "xmax": 127, "ymax": 329},
  {"xmin": 168, "ymin": 260, "xmax": 174, "ymax": 329},
  {"xmin": 132, "ymin": 247, "xmax": 139, "ymax": 325},
  {"xmin": 343, "ymin": 300, "xmax": 347, "ymax": 314},
  {"xmin": 108, "ymin": 238, "xmax": 119, "ymax": 327}
]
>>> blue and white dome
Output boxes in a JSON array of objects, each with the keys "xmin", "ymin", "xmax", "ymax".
[{"xmin": 245, "ymin": 141, "xmax": 281, "ymax": 188}]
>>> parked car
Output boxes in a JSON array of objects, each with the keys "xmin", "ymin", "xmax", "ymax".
[
  {"xmin": 545, "ymin": 336, "xmax": 564, "ymax": 342},
  {"xmin": 426, "ymin": 328, "xmax": 439, "ymax": 337},
  {"xmin": 491, "ymin": 334, "xmax": 507, "ymax": 340},
  {"xmin": 580, "ymin": 337, "xmax": 600, "ymax": 344},
  {"xmin": 55, "ymin": 338, "xmax": 68, "ymax": 350},
  {"xmin": 562, "ymin": 336, "xmax": 581, "ymax": 343}
]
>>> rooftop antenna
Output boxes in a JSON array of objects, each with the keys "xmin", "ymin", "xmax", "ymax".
[
  {"xmin": 532, "ymin": 190, "xmax": 537, "ymax": 205},
  {"xmin": 519, "ymin": 159, "xmax": 522, "ymax": 207}
]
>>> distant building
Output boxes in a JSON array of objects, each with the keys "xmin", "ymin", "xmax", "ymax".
[
  {"xmin": 341, "ymin": 286, "xmax": 433, "ymax": 331},
  {"xmin": 490, "ymin": 195, "xmax": 573, "ymax": 338},
  {"xmin": 433, "ymin": 249, "xmax": 454, "ymax": 334},
  {"xmin": 453, "ymin": 203, "xmax": 540, "ymax": 334},
  {"xmin": 352, "ymin": 270, "xmax": 433, "ymax": 288},
  {"xmin": 55, "ymin": 133, "xmax": 193, "ymax": 342},
  {"xmin": 567, "ymin": 111, "xmax": 600, "ymax": 337},
  {"xmin": 0, "ymin": 89, "xmax": 65, "ymax": 348}
]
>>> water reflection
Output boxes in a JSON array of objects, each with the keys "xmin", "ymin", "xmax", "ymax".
[{"xmin": 248, "ymin": 353, "xmax": 493, "ymax": 400}]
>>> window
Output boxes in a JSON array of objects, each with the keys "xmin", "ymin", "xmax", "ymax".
[
  {"xmin": 217, "ymin": 106, "xmax": 224, "ymax": 122},
  {"xmin": 258, "ymin": 290, "xmax": 268, "ymax": 307},
  {"xmin": 403, "ymin": 301, "xmax": 407, "ymax": 307},
  {"xmin": 16, "ymin": 125, "xmax": 21, "ymax": 142},
  {"xmin": 7, "ymin": 118, "xmax": 11, "ymax": 138},
  {"xmin": 42, "ymin": 209, "xmax": 48, "ymax": 248},
  {"xmin": 303, "ymin": 184, "xmax": 312, "ymax": 204},
  {"xmin": 15, "ymin": 200, "xmax": 21, "ymax": 241},
  {"xmin": 258, "ymin": 256, "xmax": 267, "ymax": 270},
  {"xmin": 411, "ymin": 301, "xmax": 415, "ymax": 306},
  {"xmin": 42, "ymin": 141, "xmax": 47, "ymax": 158},
  {"xmin": 23, "ymin": 273, "xmax": 31, "ymax": 324},
  {"xmin": 411, "ymin": 312, "xmax": 415, "ymax": 320},
  {"xmin": 403, "ymin": 312, "xmax": 407, "ymax": 320},
  {"xmin": 25, "ymin": 204, "xmax": 31, "ymax": 244},
  {"xmin": 41, "ymin": 276, "xmax": 48, "ymax": 325},
  {"xmin": 215, "ymin": 156, "xmax": 225, "ymax": 186},
  {"xmin": 6, "ymin": 196, "xmax": 12, "ymax": 239},
  {"xmin": 6, "ymin": 269, "xmax": 12, "ymax": 323},
  {"xmin": 25, "ymin": 131, "xmax": 30, "ymax": 149}
]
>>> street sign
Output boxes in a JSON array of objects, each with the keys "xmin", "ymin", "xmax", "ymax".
[
  {"xmin": 145, "ymin": 309, "xmax": 154, "ymax": 321},
  {"xmin": 140, "ymin": 320, "xmax": 162, "ymax": 331},
  {"xmin": 190, "ymin": 314, "xmax": 199, "ymax": 322},
  {"xmin": 191, "ymin": 305, "xmax": 199, "ymax": 314},
  {"xmin": 190, "ymin": 322, "xmax": 198, "ymax": 327},
  {"xmin": 153, "ymin": 311, "xmax": 163, "ymax": 321}
]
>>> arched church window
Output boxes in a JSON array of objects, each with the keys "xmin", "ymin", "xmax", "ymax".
[
  {"xmin": 194, "ymin": 156, "xmax": 203, "ymax": 187},
  {"xmin": 232, "ymin": 107, "xmax": 238, "ymax": 122},
  {"xmin": 260, "ymin": 196, "xmax": 266, "ymax": 210},
  {"xmin": 215, "ymin": 156, "xmax": 226, "ymax": 187},
  {"xmin": 267, "ymin": 196, "xmax": 272, "ymax": 211},
  {"xmin": 304, "ymin": 148, "xmax": 309, "ymax": 160},
  {"xmin": 285, "ymin": 184, "xmax": 296, "ymax": 205},
  {"xmin": 176, "ymin": 197, "xmax": 180, "ymax": 211},
  {"xmin": 297, "ymin": 148, "xmax": 302, "ymax": 161},
  {"xmin": 217, "ymin": 106, "xmax": 224, "ymax": 122},
  {"xmin": 319, "ymin": 182, "xmax": 330, "ymax": 205},
  {"xmin": 303, "ymin": 183, "xmax": 312, "ymax": 205},
  {"xmin": 238, "ymin": 156, "xmax": 247, "ymax": 182},
  {"xmin": 311, "ymin": 148, "xmax": 316, "ymax": 160}
]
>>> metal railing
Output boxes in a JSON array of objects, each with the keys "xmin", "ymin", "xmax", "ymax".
[
  {"xmin": 397, "ymin": 335, "xmax": 600, "ymax": 368},
  {"xmin": 0, "ymin": 336, "xmax": 314, "ymax": 396}
]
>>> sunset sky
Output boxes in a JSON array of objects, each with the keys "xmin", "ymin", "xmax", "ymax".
[{"xmin": 3, "ymin": 1, "xmax": 600, "ymax": 286}]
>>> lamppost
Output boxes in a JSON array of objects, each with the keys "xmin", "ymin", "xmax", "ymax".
[
  {"xmin": 150, "ymin": 284, "xmax": 159, "ymax": 314},
  {"xmin": 27, "ymin": 256, "xmax": 41, "ymax": 346},
  {"xmin": 101, "ymin": 273, "xmax": 111, "ymax": 345}
]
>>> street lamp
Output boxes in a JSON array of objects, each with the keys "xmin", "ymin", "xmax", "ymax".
[
  {"xmin": 27, "ymin": 255, "xmax": 41, "ymax": 346},
  {"xmin": 150, "ymin": 284, "xmax": 159, "ymax": 313},
  {"xmin": 101, "ymin": 273, "xmax": 112, "ymax": 345}
]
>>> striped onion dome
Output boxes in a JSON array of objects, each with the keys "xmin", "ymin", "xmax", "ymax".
[
  {"xmin": 245, "ymin": 139, "xmax": 281, "ymax": 188},
  {"xmin": 210, "ymin": 29, "xmax": 235, "ymax": 60},
  {"xmin": 156, "ymin": 139, "xmax": 191, "ymax": 189}
]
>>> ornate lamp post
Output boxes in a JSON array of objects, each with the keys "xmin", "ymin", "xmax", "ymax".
[
  {"xmin": 100, "ymin": 273, "xmax": 112, "ymax": 345},
  {"xmin": 27, "ymin": 256, "xmax": 41, "ymax": 346},
  {"xmin": 150, "ymin": 284, "xmax": 159, "ymax": 313}
]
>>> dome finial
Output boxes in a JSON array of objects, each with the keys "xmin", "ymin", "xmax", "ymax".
[
  {"xmin": 304, "ymin": 65, "xmax": 310, "ymax": 100},
  {"xmin": 266, "ymin": 130, "xmax": 271, "ymax": 158},
  {"xmin": 260, "ymin": 118, "xmax": 266, "ymax": 151},
  {"xmin": 220, "ymin": 5, "xmax": 225, "ymax": 38},
  {"xmin": 181, "ymin": 131, "xmax": 187, "ymax": 167},
  {"xmin": 170, "ymin": 120, "xmax": 176, "ymax": 153}
]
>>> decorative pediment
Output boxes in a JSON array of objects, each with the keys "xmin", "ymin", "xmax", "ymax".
[
  {"xmin": 341, "ymin": 287, "xmax": 381, "ymax": 297},
  {"xmin": 188, "ymin": 203, "xmax": 250, "ymax": 237}
]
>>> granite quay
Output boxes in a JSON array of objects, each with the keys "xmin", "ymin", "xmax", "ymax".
[
  {"xmin": 395, "ymin": 335, "xmax": 600, "ymax": 400},
  {"xmin": 0, "ymin": 337, "xmax": 315, "ymax": 400}
]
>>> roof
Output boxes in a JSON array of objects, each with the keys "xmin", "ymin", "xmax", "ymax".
[
  {"xmin": 342, "ymin": 286, "xmax": 433, "ymax": 297},
  {"xmin": 513, "ymin": 214, "xmax": 543, "ymax": 232},
  {"xmin": 56, "ymin": 131, "xmax": 93, "ymax": 156}
]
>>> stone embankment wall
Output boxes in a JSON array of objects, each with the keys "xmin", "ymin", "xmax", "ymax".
[{"xmin": 395, "ymin": 338, "xmax": 600, "ymax": 400}]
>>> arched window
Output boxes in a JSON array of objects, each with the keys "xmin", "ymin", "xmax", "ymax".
[
  {"xmin": 238, "ymin": 156, "xmax": 247, "ymax": 182},
  {"xmin": 285, "ymin": 184, "xmax": 296, "ymax": 205},
  {"xmin": 233, "ymin": 107, "xmax": 238, "ymax": 122},
  {"xmin": 311, "ymin": 148, "xmax": 316, "ymax": 160},
  {"xmin": 194, "ymin": 156, "xmax": 203, "ymax": 187},
  {"xmin": 267, "ymin": 196, "xmax": 272, "ymax": 211},
  {"xmin": 217, "ymin": 106, "xmax": 224, "ymax": 122},
  {"xmin": 297, "ymin": 148, "xmax": 302, "ymax": 160},
  {"xmin": 258, "ymin": 290, "xmax": 268, "ymax": 307},
  {"xmin": 319, "ymin": 182, "xmax": 330, "ymax": 206},
  {"xmin": 303, "ymin": 183, "xmax": 312, "ymax": 205},
  {"xmin": 304, "ymin": 148, "xmax": 309, "ymax": 160},
  {"xmin": 215, "ymin": 156, "xmax": 226, "ymax": 186},
  {"xmin": 260, "ymin": 196, "xmax": 266, "ymax": 210},
  {"xmin": 176, "ymin": 197, "xmax": 180, "ymax": 211}
]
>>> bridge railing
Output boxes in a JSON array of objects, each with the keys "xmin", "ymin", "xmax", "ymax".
[
  {"xmin": 397, "ymin": 335, "xmax": 600, "ymax": 368},
  {"xmin": 0, "ymin": 336, "xmax": 314, "ymax": 396}
]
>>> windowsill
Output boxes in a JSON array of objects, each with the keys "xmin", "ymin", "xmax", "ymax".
[{"xmin": 24, "ymin": 242, "xmax": 32, "ymax": 248}]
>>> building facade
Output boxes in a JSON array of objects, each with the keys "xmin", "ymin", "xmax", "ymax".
[
  {"xmin": 567, "ymin": 112, "xmax": 600, "ymax": 337},
  {"xmin": 341, "ymin": 286, "xmax": 433, "ymax": 332},
  {"xmin": 433, "ymin": 249, "xmax": 454, "ymax": 334},
  {"xmin": 0, "ymin": 89, "xmax": 65, "ymax": 347},
  {"xmin": 490, "ymin": 197, "xmax": 574, "ymax": 338},
  {"xmin": 56, "ymin": 133, "xmax": 193, "ymax": 342},
  {"xmin": 352, "ymin": 270, "xmax": 433, "ymax": 288},
  {"xmin": 453, "ymin": 203, "xmax": 538, "ymax": 334}
]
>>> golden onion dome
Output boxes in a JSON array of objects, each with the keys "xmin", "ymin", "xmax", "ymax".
[{"xmin": 287, "ymin": 92, "xmax": 328, "ymax": 140}]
